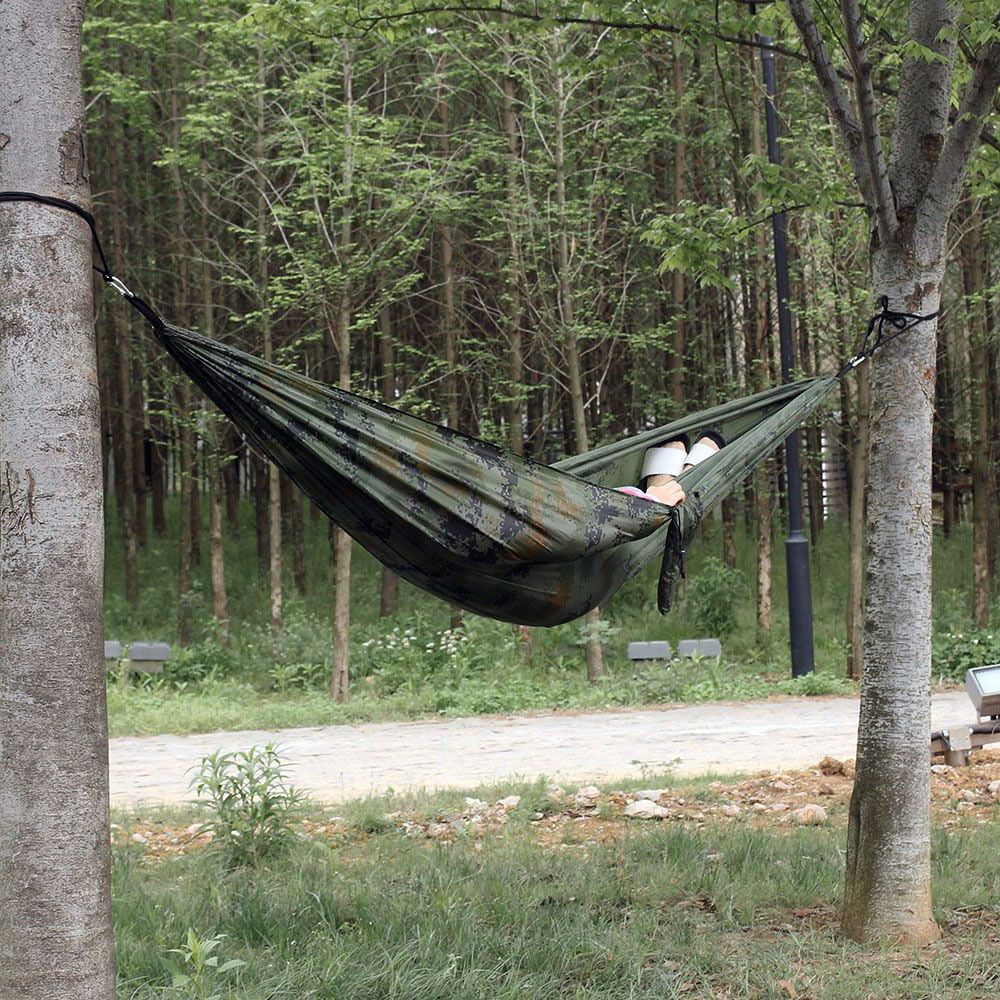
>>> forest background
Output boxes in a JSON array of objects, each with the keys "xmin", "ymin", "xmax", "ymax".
[{"xmin": 86, "ymin": 0, "xmax": 1000, "ymax": 736}]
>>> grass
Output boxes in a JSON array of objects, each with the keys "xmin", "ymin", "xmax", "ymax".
[
  {"xmin": 104, "ymin": 499, "xmax": 981, "ymax": 738},
  {"xmin": 112, "ymin": 776, "xmax": 1000, "ymax": 999}
]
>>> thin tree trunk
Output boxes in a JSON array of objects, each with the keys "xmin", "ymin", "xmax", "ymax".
[
  {"xmin": 257, "ymin": 38, "xmax": 282, "ymax": 631},
  {"xmin": 750, "ymin": 48, "xmax": 772, "ymax": 630},
  {"xmin": 551, "ymin": 37, "xmax": 603, "ymax": 680},
  {"xmin": 0, "ymin": 2, "xmax": 116, "ymax": 993},
  {"xmin": 670, "ymin": 37, "xmax": 687, "ymax": 406},
  {"xmin": 378, "ymin": 299, "xmax": 399, "ymax": 616},
  {"xmin": 209, "ymin": 468, "xmax": 229, "ymax": 643},
  {"xmin": 107, "ymin": 103, "xmax": 139, "ymax": 603},
  {"xmin": 200, "ymin": 159, "xmax": 228, "ymax": 642},
  {"xmin": 846, "ymin": 362, "xmax": 870, "ymax": 679},
  {"xmin": 331, "ymin": 40, "xmax": 355, "ymax": 703},
  {"xmin": 960, "ymin": 200, "xmax": 993, "ymax": 625}
]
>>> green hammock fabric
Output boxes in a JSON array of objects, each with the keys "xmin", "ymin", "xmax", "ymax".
[{"xmin": 154, "ymin": 322, "xmax": 839, "ymax": 627}]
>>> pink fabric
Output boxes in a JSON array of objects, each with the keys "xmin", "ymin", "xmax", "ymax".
[{"xmin": 615, "ymin": 485, "xmax": 658, "ymax": 502}]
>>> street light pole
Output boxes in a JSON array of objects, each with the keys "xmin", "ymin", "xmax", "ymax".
[{"xmin": 755, "ymin": 21, "xmax": 816, "ymax": 677}]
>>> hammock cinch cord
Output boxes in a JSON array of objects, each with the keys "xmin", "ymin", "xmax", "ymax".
[{"xmin": 0, "ymin": 192, "xmax": 939, "ymax": 626}]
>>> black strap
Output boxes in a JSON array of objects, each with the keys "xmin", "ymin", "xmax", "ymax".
[
  {"xmin": 0, "ymin": 190, "xmax": 166, "ymax": 333},
  {"xmin": 835, "ymin": 295, "xmax": 940, "ymax": 379}
]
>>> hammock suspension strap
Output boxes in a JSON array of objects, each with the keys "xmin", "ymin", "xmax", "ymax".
[
  {"xmin": 836, "ymin": 295, "xmax": 940, "ymax": 377},
  {"xmin": 0, "ymin": 190, "xmax": 166, "ymax": 333}
]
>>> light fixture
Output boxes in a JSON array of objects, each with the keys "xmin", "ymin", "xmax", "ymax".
[{"xmin": 966, "ymin": 664, "xmax": 1000, "ymax": 721}]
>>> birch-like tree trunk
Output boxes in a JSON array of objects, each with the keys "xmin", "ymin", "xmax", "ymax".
[
  {"xmin": 790, "ymin": 0, "xmax": 1000, "ymax": 944},
  {"xmin": 0, "ymin": 2, "xmax": 116, "ymax": 995}
]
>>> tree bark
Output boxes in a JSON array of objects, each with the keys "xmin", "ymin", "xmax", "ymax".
[
  {"xmin": 257, "ymin": 38, "xmax": 283, "ymax": 632},
  {"xmin": 106, "ymin": 102, "xmax": 140, "ymax": 603},
  {"xmin": 960, "ymin": 199, "xmax": 993, "ymax": 625},
  {"xmin": 378, "ymin": 299, "xmax": 399, "ymax": 616},
  {"xmin": 551, "ymin": 35, "xmax": 603, "ymax": 680},
  {"xmin": 0, "ymin": 2, "xmax": 116, "ymax": 995},
  {"xmin": 841, "ymin": 254, "xmax": 943, "ymax": 946},
  {"xmin": 846, "ymin": 361, "xmax": 870, "ymax": 680},
  {"xmin": 330, "ymin": 39, "xmax": 355, "ymax": 703}
]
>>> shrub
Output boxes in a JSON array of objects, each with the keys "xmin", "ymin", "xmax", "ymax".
[
  {"xmin": 684, "ymin": 557, "xmax": 744, "ymax": 638},
  {"xmin": 932, "ymin": 628, "xmax": 1000, "ymax": 682},
  {"xmin": 191, "ymin": 743, "xmax": 307, "ymax": 868}
]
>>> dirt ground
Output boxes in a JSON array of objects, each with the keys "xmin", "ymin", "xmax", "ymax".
[{"xmin": 113, "ymin": 748, "xmax": 1000, "ymax": 860}]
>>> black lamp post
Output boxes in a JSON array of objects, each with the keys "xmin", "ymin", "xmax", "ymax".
[{"xmin": 747, "ymin": 4, "xmax": 816, "ymax": 676}]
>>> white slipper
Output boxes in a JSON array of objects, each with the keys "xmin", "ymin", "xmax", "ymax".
[
  {"xmin": 685, "ymin": 440, "xmax": 720, "ymax": 467},
  {"xmin": 641, "ymin": 446, "xmax": 687, "ymax": 479}
]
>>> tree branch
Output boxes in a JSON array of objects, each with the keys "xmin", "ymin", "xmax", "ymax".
[
  {"xmin": 840, "ymin": 0, "xmax": 896, "ymax": 243},
  {"xmin": 785, "ymin": 0, "xmax": 879, "ymax": 225},
  {"xmin": 924, "ymin": 38, "xmax": 1000, "ymax": 221}
]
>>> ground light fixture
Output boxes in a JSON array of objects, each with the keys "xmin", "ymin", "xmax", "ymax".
[
  {"xmin": 966, "ymin": 663, "xmax": 1000, "ymax": 721},
  {"xmin": 930, "ymin": 664, "xmax": 1000, "ymax": 766}
]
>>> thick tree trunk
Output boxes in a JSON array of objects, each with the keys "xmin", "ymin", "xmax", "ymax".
[
  {"xmin": 841, "ymin": 253, "xmax": 943, "ymax": 946},
  {"xmin": 0, "ymin": 2, "xmax": 116, "ymax": 995}
]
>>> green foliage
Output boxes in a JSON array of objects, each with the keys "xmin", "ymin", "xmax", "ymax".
[
  {"xmin": 684, "ymin": 557, "xmax": 744, "ymax": 639},
  {"xmin": 191, "ymin": 744, "xmax": 307, "ymax": 868}
]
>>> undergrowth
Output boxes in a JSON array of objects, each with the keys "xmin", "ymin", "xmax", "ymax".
[{"xmin": 104, "ymin": 501, "xmax": 980, "ymax": 737}]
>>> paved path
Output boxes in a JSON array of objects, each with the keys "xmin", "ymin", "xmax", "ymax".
[{"xmin": 110, "ymin": 692, "xmax": 971, "ymax": 807}]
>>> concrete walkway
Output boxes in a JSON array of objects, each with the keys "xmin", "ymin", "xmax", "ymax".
[{"xmin": 109, "ymin": 691, "xmax": 973, "ymax": 807}]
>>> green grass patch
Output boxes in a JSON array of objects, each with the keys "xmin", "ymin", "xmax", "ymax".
[{"xmin": 112, "ymin": 799, "xmax": 1000, "ymax": 999}]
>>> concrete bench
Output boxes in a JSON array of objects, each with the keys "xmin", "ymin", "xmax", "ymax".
[
  {"xmin": 627, "ymin": 641, "xmax": 673, "ymax": 661},
  {"xmin": 105, "ymin": 641, "xmax": 172, "ymax": 674},
  {"xmin": 676, "ymin": 639, "xmax": 722, "ymax": 659},
  {"xmin": 127, "ymin": 642, "xmax": 172, "ymax": 674}
]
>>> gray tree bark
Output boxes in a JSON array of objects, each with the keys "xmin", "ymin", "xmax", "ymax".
[
  {"xmin": 0, "ymin": 2, "xmax": 116, "ymax": 996},
  {"xmin": 790, "ymin": 0, "xmax": 1000, "ymax": 944}
]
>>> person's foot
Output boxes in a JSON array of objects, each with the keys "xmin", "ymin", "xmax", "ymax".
[
  {"xmin": 682, "ymin": 432, "xmax": 723, "ymax": 471},
  {"xmin": 643, "ymin": 438, "xmax": 688, "ymax": 506}
]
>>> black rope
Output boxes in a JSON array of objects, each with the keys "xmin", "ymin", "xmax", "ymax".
[
  {"xmin": 835, "ymin": 295, "xmax": 940, "ymax": 379},
  {"xmin": 0, "ymin": 190, "xmax": 166, "ymax": 333}
]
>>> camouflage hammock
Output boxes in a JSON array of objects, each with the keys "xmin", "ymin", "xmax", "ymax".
[
  {"xmin": 2, "ymin": 191, "xmax": 886, "ymax": 628},
  {"xmin": 154, "ymin": 322, "xmax": 840, "ymax": 626}
]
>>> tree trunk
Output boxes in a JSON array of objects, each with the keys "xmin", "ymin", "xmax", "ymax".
[
  {"xmin": 846, "ymin": 362, "xmax": 870, "ymax": 680},
  {"xmin": 257, "ymin": 38, "xmax": 283, "ymax": 631},
  {"xmin": 841, "ymin": 252, "xmax": 943, "ymax": 946},
  {"xmin": 670, "ymin": 37, "xmax": 687, "ymax": 407},
  {"xmin": 552, "ymin": 37, "xmax": 603, "ymax": 680},
  {"xmin": 0, "ymin": 2, "xmax": 116, "ymax": 994},
  {"xmin": 378, "ymin": 299, "xmax": 399, "ymax": 616},
  {"xmin": 330, "ymin": 39, "xmax": 355, "ymax": 703},
  {"xmin": 209, "ymin": 468, "xmax": 229, "ymax": 644},
  {"xmin": 960, "ymin": 200, "xmax": 993, "ymax": 626},
  {"xmin": 107, "ymin": 104, "xmax": 140, "ymax": 604}
]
